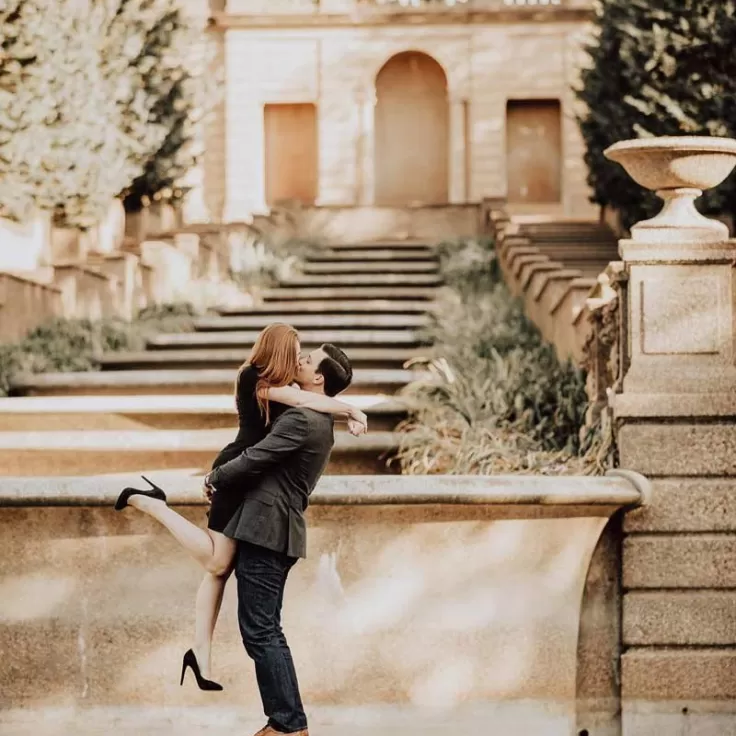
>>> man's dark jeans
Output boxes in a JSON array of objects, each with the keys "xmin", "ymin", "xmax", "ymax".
[{"xmin": 235, "ymin": 540, "xmax": 308, "ymax": 733}]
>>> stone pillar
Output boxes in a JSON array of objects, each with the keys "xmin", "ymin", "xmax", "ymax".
[
  {"xmin": 448, "ymin": 96, "xmax": 467, "ymax": 204},
  {"xmin": 359, "ymin": 91, "xmax": 376, "ymax": 206},
  {"xmin": 223, "ymin": 32, "xmax": 266, "ymax": 220},
  {"xmin": 605, "ymin": 137, "xmax": 736, "ymax": 735}
]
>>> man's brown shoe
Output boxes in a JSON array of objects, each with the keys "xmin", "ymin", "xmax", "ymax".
[{"xmin": 252, "ymin": 727, "xmax": 308, "ymax": 736}]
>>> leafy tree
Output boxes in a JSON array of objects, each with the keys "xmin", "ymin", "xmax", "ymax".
[{"xmin": 577, "ymin": 0, "xmax": 736, "ymax": 230}]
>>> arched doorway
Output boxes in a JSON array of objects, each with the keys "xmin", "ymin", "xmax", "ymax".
[{"xmin": 374, "ymin": 51, "xmax": 449, "ymax": 206}]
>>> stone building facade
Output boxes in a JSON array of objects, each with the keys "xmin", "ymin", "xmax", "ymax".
[{"xmin": 198, "ymin": 0, "xmax": 598, "ymax": 223}]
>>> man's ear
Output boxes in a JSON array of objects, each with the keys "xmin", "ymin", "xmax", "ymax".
[{"xmin": 313, "ymin": 371, "xmax": 325, "ymax": 387}]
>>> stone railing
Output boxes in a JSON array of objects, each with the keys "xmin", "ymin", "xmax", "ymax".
[
  {"xmin": 0, "ymin": 200, "xmax": 248, "ymax": 342},
  {"xmin": 490, "ymin": 216, "xmax": 597, "ymax": 364},
  {"xmin": 0, "ymin": 472, "xmax": 647, "ymax": 733}
]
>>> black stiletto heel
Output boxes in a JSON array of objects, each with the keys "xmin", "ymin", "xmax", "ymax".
[
  {"xmin": 180, "ymin": 648, "xmax": 223, "ymax": 691},
  {"xmin": 114, "ymin": 475, "xmax": 167, "ymax": 511}
]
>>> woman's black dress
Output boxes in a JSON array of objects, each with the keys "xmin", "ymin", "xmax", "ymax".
[{"xmin": 207, "ymin": 365, "xmax": 286, "ymax": 532}]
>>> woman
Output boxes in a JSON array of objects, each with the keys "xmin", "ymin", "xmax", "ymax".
[{"xmin": 113, "ymin": 323, "xmax": 367, "ymax": 690}]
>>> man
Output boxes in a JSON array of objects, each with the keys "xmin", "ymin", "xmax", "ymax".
[{"xmin": 203, "ymin": 343, "xmax": 354, "ymax": 736}]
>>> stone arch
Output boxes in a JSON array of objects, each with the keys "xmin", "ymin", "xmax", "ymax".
[{"xmin": 373, "ymin": 50, "xmax": 449, "ymax": 206}]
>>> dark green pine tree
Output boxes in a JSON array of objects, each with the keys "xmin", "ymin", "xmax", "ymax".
[
  {"xmin": 121, "ymin": 3, "xmax": 199, "ymax": 213},
  {"xmin": 577, "ymin": 0, "xmax": 736, "ymax": 230}
]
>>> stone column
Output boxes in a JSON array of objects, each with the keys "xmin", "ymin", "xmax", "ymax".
[
  {"xmin": 605, "ymin": 137, "xmax": 736, "ymax": 735},
  {"xmin": 359, "ymin": 90, "xmax": 376, "ymax": 206},
  {"xmin": 223, "ymin": 32, "xmax": 266, "ymax": 220},
  {"xmin": 448, "ymin": 96, "xmax": 467, "ymax": 204}
]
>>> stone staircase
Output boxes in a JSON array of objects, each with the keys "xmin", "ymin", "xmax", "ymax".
[{"xmin": 1, "ymin": 239, "xmax": 442, "ymax": 477}]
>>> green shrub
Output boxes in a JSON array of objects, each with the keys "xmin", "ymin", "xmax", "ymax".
[{"xmin": 396, "ymin": 238, "xmax": 592, "ymax": 476}]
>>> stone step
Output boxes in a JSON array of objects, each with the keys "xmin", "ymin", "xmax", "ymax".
[
  {"xmin": 9, "ymin": 368, "xmax": 424, "ymax": 398},
  {"xmin": 280, "ymin": 273, "xmax": 442, "ymax": 287},
  {"xmin": 193, "ymin": 314, "xmax": 430, "ymax": 331},
  {"xmin": 531, "ymin": 245, "xmax": 619, "ymax": 258},
  {"xmin": 0, "ymin": 394, "xmax": 409, "ymax": 431},
  {"xmin": 308, "ymin": 249, "xmax": 435, "ymax": 261},
  {"xmin": 262, "ymin": 287, "xmax": 437, "ymax": 301},
  {"xmin": 218, "ymin": 300, "xmax": 431, "ymax": 316},
  {"xmin": 0, "ymin": 428, "xmax": 399, "ymax": 475},
  {"xmin": 98, "ymin": 347, "xmax": 424, "ymax": 371},
  {"xmin": 520, "ymin": 229, "xmax": 615, "ymax": 244},
  {"xmin": 147, "ymin": 329, "xmax": 424, "ymax": 351},
  {"xmin": 301, "ymin": 261, "xmax": 439, "ymax": 275},
  {"xmin": 324, "ymin": 240, "xmax": 431, "ymax": 250}
]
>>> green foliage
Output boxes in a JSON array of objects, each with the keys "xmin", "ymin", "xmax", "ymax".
[
  {"xmin": 577, "ymin": 0, "xmax": 736, "ymax": 229},
  {"xmin": 0, "ymin": 303, "xmax": 195, "ymax": 396},
  {"xmin": 396, "ymin": 239, "xmax": 591, "ymax": 476}
]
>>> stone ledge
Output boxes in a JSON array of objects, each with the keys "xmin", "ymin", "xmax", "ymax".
[
  {"xmin": 0, "ymin": 430, "xmax": 399, "ymax": 476},
  {"xmin": 96, "ymin": 347, "xmax": 421, "ymax": 370},
  {"xmin": 0, "ymin": 471, "xmax": 645, "ymax": 508},
  {"xmin": 614, "ymin": 392, "xmax": 736, "ymax": 418},
  {"xmin": 280, "ymin": 273, "xmax": 442, "ymax": 287},
  {"xmin": 262, "ymin": 287, "xmax": 437, "ymax": 300},
  {"xmin": 624, "ymin": 590, "xmax": 736, "ymax": 646},
  {"xmin": 0, "ymin": 393, "xmax": 409, "ymax": 415},
  {"xmin": 146, "ymin": 329, "xmax": 424, "ymax": 348},
  {"xmin": 193, "ymin": 314, "xmax": 430, "ymax": 330},
  {"xmin": 8, "ymin": 368, "xmax": 426, "ymax": 392},
  {"xmin": 218, "ymin": 300, "xmax": 431, "ymax": 315}
]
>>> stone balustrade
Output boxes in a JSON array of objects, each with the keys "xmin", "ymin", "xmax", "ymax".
[
  {"xmin": 490, "ymin": 215, "xmax": 612, "ymax": 364},
  {"xmin": 0, "ymin": 472, "xmax": 646, "ymax": 734}
]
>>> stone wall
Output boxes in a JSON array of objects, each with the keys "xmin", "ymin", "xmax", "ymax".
[
  {"xmin": 212, "ymin": 8, "xmax": 599, "ymax": 222},
  {"xmin": 0, "ymin": 473, "xmax": 643, "ymax": 734}
]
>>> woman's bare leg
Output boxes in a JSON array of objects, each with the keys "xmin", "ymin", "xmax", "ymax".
[
  {"xmin": 194, "ymin": 569, "xmax": 232, "ymax": 679},
  {"xmin": 127, "ymin": 495, "xmax": 236, "ymax": 574},
  {"xmin": 126, "ymin": 495, "xmax": 237, "ymax": 678}
]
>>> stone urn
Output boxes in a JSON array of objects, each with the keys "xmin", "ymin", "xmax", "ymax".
[{"xmin": 604, "ymin": 136, "xmax": 736, "ymax": 242}]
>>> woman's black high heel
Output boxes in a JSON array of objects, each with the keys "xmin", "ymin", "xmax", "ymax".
[
  {"xmin": 114, "ymin": 475, "xmax": 167, "ymax": 511},
  {"xmin": 180, "ymin": 648, "xmax": 223, "ymax": 691}
]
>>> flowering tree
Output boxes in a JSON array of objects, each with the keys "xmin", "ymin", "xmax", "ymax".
[
  {"xmin": 576, "ymin": 0, "xmax": 736, "ymax": 229},
  {"xmin": 0, "ymin": 0, "xmax": 208, "ymax": 228},
  {"xmin": 120, "ymin": 0, "xmax": 209, "ymax": 213}
]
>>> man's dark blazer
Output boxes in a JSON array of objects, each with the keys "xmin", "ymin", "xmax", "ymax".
[{"xmin": 208, "ymin": 407, "xmax": 335, "ymax": 559}]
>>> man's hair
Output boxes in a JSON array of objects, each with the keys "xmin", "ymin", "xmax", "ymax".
[{"xmin": 317, "ymin": 344, "xmax": 353, "ymax": 397}]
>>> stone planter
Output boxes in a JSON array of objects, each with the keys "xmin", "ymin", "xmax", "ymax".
[{"xmin": 604, "ymin": 136, "xmax": 736, "ymax": 243}]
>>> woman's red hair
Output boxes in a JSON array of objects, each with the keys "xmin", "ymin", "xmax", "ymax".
[{"xmin": 235, "ymin": 323, "xmax": 299, "ymax": 425}]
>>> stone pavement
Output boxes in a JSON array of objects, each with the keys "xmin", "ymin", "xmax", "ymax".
[{"xmin": 0, "ymin": 703, "xmax": 573, "ymax": 736}]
